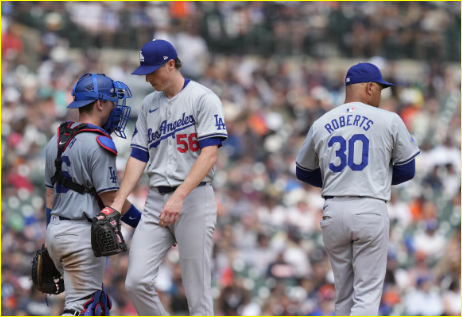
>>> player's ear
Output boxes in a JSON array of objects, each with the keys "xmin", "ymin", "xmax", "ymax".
[
  {"xmin": 168, "ymin": 60, "xmax": 175, "ymax": 71},
  {"xmin": 366, "ymin": 82, "xmax": 374, "ymax": 96},
  {"xmin": 96, "ymin": 100, "xmax": 104, "ymax": 111}
]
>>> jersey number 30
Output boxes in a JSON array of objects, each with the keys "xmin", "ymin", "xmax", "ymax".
[{"xmin": 328, "ymin": 134, "xmax": 369, "ymax": 172}]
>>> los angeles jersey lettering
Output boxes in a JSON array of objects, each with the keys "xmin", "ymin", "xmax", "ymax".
[{"xmin": 131, "ymin": 81, "xmax": 228, "ymax": 187}]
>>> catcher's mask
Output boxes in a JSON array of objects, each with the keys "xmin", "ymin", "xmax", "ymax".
[{"xmin": 68, "ymin": 73, "xmax": 132, "ymax": 139}]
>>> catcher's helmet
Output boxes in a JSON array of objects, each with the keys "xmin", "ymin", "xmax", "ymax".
[{"xmin": 68, "ymin": 73, "xmax": 132, "ymax": 139}]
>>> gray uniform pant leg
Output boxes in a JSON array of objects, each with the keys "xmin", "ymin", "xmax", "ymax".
[
  {"xmin": 170, "ymin": 185, "xmax": 217, "ymax": 316},
  {"xmin": 46, "ymin": 218, "xmax": 105, "ymax": 313},
  {"xmin": 125, "ymin": 190, "xmax": 175, "ymax": 316},
  {"xmin": 125, "ymin": 185, "xmax": 216, "ymax": 316},
  {"xmin": 321, "ymin": 197, "xmax": 389, "ymax": 316}
]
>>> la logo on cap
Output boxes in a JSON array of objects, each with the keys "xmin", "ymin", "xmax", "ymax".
[{"xmin": 139, "ymin": 51, "xmax": 145, "ymax": 62}]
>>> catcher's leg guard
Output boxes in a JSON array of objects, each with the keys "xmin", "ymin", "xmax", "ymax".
[{"xmin": 79, "ymin": 284, "xmax": 112, "ymax": 316}]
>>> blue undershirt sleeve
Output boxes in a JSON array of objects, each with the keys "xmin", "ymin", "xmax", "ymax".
[
  {"xmin": 296, "ymin": 167, "xmax": 323, "ymax": 188},
  {"xmin": 392, "ymin": 159, "xmax": 415, "ymax": 185},
  {"xmin": 46, "ymin": 206, "xmax": 52, "ymax": 228}
]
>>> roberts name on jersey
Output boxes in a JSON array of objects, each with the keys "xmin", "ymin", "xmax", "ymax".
[{"xmin": 324, "ymin": 114, "xmax": 374, "ymax": 134}]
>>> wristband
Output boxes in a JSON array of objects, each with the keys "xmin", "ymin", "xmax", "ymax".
[
  {"xmin": 121, "ymin": 204, "xmax": 142, "ymax": 228},
  {"xmin": 46, "ymin": 207, "xmax": 52, "ymax": 228}
]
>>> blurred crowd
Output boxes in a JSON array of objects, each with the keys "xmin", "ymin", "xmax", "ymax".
[
  {"xmin": 2, "ymin": 1, "xmax": 460, "ymax": 61},
  {"xmin": 2, "ymin": 1, "xmax": 461, "ymax": 316}
]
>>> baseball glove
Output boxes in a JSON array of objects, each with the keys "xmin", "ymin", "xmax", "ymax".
[
  {"xmin": 91, "ymin": 207, "xmax": 127, "ymax": 257},
  {"xmin": 31, "ymin": 244, "xmax": 65, "ymax": 294}
]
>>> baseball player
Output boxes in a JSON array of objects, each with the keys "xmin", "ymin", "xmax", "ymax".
[
  {"xmin": 107, "ymin": 39, "xmax": 227, "ymax": 316},
  {"xmin": 44, "ymin": 73, "xmax": 142, "ymax": 315},
  {"xmin": 296, "ymin": 63, "xmax": 420, "ymax": 315}
]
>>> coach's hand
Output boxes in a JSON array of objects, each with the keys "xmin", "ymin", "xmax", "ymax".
[{"xmin": 159, "ymin": 194, "xmax": 183, "ymax": 227}]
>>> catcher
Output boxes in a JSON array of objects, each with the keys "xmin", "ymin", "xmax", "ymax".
[{"xmin": 33, "ymin": 73, "xmax": 142, "ymax": 316}]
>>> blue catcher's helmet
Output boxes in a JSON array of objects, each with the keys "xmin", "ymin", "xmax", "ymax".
[{"xmin": 68, "ymin": 73, "xmax": 132, "ymax": 139}]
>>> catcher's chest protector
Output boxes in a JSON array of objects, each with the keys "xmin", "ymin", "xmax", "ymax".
[{"xmin": 51, "ymin": 121, "xmax": 111, "ymax": 195}]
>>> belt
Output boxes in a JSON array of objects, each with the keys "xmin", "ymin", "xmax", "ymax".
[
  {"xmin": 324, "ymin": 196, "xmax": 362, "ymax": 199},
  {"xmin": 156, "ymin": 182, "xmax": 207, "ymax": 195},
  {"xmin": 56, "ymin": 215, "xmax": 92, "ymax": 223},
  {"xmin": 62, "ymin": 309, "xmax": 81, "ymax": 316},
  {"xmin": 324, "ymin": 196, "xmax": 386, "ymax": 203}
]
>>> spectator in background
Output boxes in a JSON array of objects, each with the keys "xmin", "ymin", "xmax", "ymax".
[
  {"xmin": 1, "ymin": 25, "xmax": 23, "ymax": 58},
  {"xmin": 218, "ymin": 276, "xmax": 250, "ymax": 316},
  {"xmin": 443, "ymin": 280, "xmax": 461, "ymax": 316},
  {"xmin": 405, "ymin": 275, "xmax": 444, "ymax": 316},
  {"xmin": 175, "ymin": 20, "xmax": 210, "ymax": 80},
  {"xmin": 414, "ymin": 219, "xmax": 447, "ymax": 258}
]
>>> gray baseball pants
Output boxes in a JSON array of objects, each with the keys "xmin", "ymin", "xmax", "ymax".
[
  {"xmin": 320, "ymin": 196, "xmax": 389, "ymax": 316},
  {"xmin": 46, "ymin": 217, "xmax": 105, "ymax": 313},
  {"xmin": 125, "ymin": 184, "xmax": 217, "ymax": 316}
]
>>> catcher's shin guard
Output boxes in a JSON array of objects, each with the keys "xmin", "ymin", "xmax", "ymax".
[{"xmin": 64, "ymin": 284, "xmax": 111, "ymax": 316}]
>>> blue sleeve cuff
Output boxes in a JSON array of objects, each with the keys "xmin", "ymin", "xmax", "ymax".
[
  {"xmin": 121, "ymin": 204, "xmax": 142, "ymax": 228},
  {"xmin": 130, "ymin": 148, "xmax": 149, "ymax": 163},
  {"xmin": 46, "ymin": 207, "xmax": 52, "ymax": 228},
  {"xmin": 296, "ymin": 167, "xmax": 323, "ymax": 188},
  {"xmin": 392, "ymin": 159, "xmax": 415, "ymax": 185},
  {"xmin": 199, "ymin": 137, "xmax": 222, "ymax": 149}
]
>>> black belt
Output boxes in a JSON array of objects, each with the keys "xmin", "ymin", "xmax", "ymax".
[
  {"xmin": 58, "ymin": 216, "xmax": 92, "ymax": 223},
  {"xmin": 324, "ymin": 196, "xmax": 386, "ymax": 203},
  {"xmin": 324, "ymin": 196, "xmax": 361, "ymax": 200},
  {"xmin": 62, "ymin": 309, "xmax": 81, "ymax": 316},
  {"xmin": 156, "ymin": 182, "xmax": 207, "ymax": 195}
]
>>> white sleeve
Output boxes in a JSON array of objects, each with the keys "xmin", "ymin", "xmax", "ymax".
[
  {"xmin": 391, "ymin": 114, "xmax": 420, "ymax": 165},
  {"xmin": 296, "ymin": 125, "xmax": 319, "ymax": 171},
  {"xmin": 195, "ymin": 93, "xmax": 228, "ymax": 141}
]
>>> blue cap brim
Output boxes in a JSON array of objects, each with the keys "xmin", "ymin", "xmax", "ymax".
[
  {"xmin": 377, "ymin": 80, "xmax": 394, "ymax": 89},
  {"xmin": 67, "ymin": 99, "xmax": 95, "ymax": 108},
  {"xmin": 131, "ymin": 65, "xmax": 162, "ymax": 76}
]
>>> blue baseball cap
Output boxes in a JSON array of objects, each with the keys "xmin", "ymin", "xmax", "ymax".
[
  {"xmin": 345, "ymin": 63, "xmax": 393, "ymax": 88},
  {"xmin": 131, "ymin": 39, "xmax": 178, "ymax": 76}
]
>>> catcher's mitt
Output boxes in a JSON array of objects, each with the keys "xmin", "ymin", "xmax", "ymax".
[
  {"xmin": 91, "ymin": 207, "xmax": 127, "ymax": 257},
  {"xmin": 31, "ymin": 244, "xmax": 65, "ymax": 294}
]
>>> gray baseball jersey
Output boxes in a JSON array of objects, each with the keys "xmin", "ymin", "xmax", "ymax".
[
  {"xmin": 130, "ymin": 80, "xmax": 227, "ymax": 187},
  {"xmin": 45, "ymin": 122, "xmax": 120, "ymax": 219},
  {"xmin": 126, "ymin": 80, "xmax": 226, "ymax": 316},
  {"xmin": 296, "ymin": 101, "xmax": 420, "ymax": 201}
]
